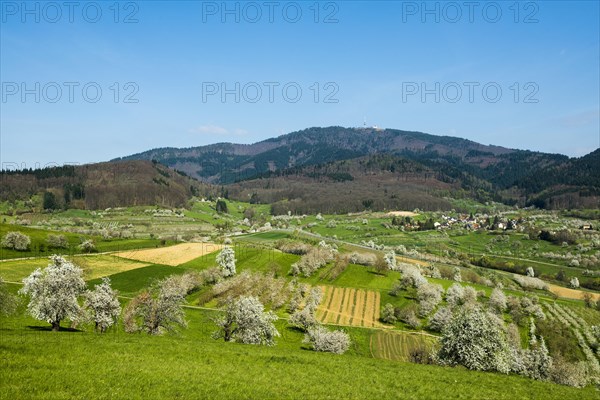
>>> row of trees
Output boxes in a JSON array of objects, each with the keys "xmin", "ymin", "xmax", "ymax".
[
  {"xmin": 1, "ymin": 231, "xmax": 96, "ymax": 253},
  {"xmin": 8, "ymin": 247, "xmax": 348, "ymax": 355},
  {"xmin": 18, "ymin": 256, "xmax": 119, "ymax": 332}
]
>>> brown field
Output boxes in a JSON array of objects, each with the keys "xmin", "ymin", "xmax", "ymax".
[
  {"xmin": 340, "ymin": 288, "xmax": 356, "ymax": 325},
  {"xmin": 115, "ymin": 242, "xmax": 222, "ymax": 266},
  {"xmin": 353, "ymin": 289, "xmax": 366, "ymax": 325},
  {"xmin": 317, "ymin": 286, "xmax": 382, "ymax": 327},
  {"xmin": 548, "ymin": 284, "xmax": 600, "ymax": 302}
]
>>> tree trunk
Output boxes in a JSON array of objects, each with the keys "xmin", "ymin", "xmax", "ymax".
[
  {"xmin": 224, "ymin": 326, "xmax": 232, "ymax": 342},
  {"xmin": 51, "ymin": 321, "xmax": 60, "ymax": 332}
]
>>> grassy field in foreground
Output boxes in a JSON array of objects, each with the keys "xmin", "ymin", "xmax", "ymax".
[{"xmin": 1, "ymin": 309, "xmax": 597, "ymax": 400}]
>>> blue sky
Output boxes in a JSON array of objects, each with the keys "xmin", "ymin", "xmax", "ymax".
[{"xmin": 1, "ymin": 0, "xmax": 599, "ymax": 168}]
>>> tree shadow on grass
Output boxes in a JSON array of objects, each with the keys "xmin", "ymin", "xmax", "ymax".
[
  {"xmin": 367, "ymin": 269, "xmax": 388, "ymax": 277},
  {"xmin": 26, "ymin": 325, "xmax": 84, "ymax": 333}
]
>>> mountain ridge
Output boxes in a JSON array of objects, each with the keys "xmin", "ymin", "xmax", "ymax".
[
  {"xmin": 114, "ymin": 126, "xmax": 598, "ymax": 210},
  {"xmin": 2, "ymin": 127, "xmax": 597, "ymax": 211}
]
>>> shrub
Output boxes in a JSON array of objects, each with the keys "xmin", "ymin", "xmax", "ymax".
[
  {"xmin": 549, "ymin": 357, "xmax": 589, "ymax": 387},
  {"xmin": 0, "ymin": 278, "xmax": 19, "ymax": 316},
  {"xmin": 381, "ymin": 303, "xmax": 397, "ymax": 324},
  {"xmin": 304, "ymin": 326, "xmax": 350, "ymax": 354},
  {"xmin": 1, "ymin": 231, "xmax": 31, "ymax": 251},
  {"xmin": 215, "ymin": 199, "xmax": 228, "ymax": 213},
  {"xmin": 399, "ymin": 306, "xmax": 421, "ymax": 329},
  {"xmin": 46, "ymin": 234, "xmax": 68, "ymax": 249},
  {"xmin": 78, "ymin": 240, "xmax": 96, "ymax": 253},
  {"xmin": 522, "ymin": 338, "xmax": 552, "ymax": 381},
  {"xmin": 462, "ymin": 286, "xmax": 478, "ymax": 305}
]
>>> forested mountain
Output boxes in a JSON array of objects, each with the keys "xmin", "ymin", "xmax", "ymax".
[
  {"xmin": 117, "ymin": 127, "xmax": 599, "ymax": 210},
  {"xmin": 0, "ymin": 160, "xmax": 215, "ymax": 210},
  {"xmin": 115, "ymin": 127, "xmax": 513, "ymax": 184},
  {"xmin": 2, "ymin": 127, "xmax": 597, "ymax": 211},
  {"xmin": 227, "ymin": 155, "xmax": 461, "ymax": 214}
]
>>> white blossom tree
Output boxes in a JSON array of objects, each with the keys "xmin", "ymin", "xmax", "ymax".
[
  {"xmin": 417, "ymin": 283, "xmax": 444, "ymax": 316},
  {"xmin": 1, "ymin": 231, "xmax": 31, "ymax": 250},
  {"xmin": 289, "ymin": 287, "xmax": 323, "ymax": 331},
  {"xmin": 304, "ymin": 325, "xmax": 350, "ymax": 354},
  {"xmin": 453, "ymin": 267, "xmax": 462, "ymax": 282},
  {"xmin": 428, "ymin": 306, "xmax": 452, "ymax": 332},
  {"xmin": 525, "ymin": 267, "xmax": 535, "ymax": 277},
  {"xmin": 593, "ymin": 325, "xmax": 600, "ymax": 343},
  {"xmin": 19, "ymin": 255, "xmax": 86, "ymax": 331},
  {"xmin": 395, "ymin": 265, "xmax": 427, "ymax": 291},
  {"xmin": 289, "ymin": 244, "xmax": 335, "ymax": 277},
  {"xmin": 123, "ymin": 276, "xmax": 188, "ymax": 335},
  {"xmin": 289, "ymin": 305, "xmax": 319, "ymax": 331},
  {"xmin": 214, "ymin": 296, "xmax": 279, "ymax": 345},
  {"xmin": 523, "ymin": 337, "xmax": 552, "ymax": 380},
  {"xmin": 437, "ymin": 308, "xmax": 511, "ymax": 373},
  {"xmin": 445, "ymin": 283, "xmax": 465, "ymax": 307},
  {"xmin": 84, "ymin": 277, "xmax": 121, "ymax": 333},
  {"xmin": 216, "ymin": 246, "xmax": 237, "ymax": 277},
  {"xmin": 489, "ymin": 288, "xmax": 507, "ymax": 314},
  {"xmin": 569, "ymin": 277, "xmax": 579, "ymax": 289},
  {"xmin": 462, "ymin": 286, "xmax": 478, "ymax": 305},
  {"xmin": 384, "ymin": 251, "xmax": 397, "ymax": 271}
]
